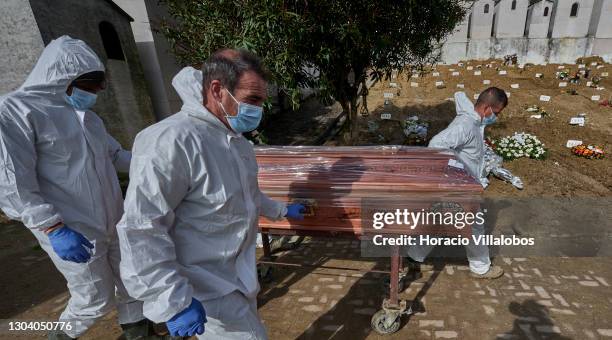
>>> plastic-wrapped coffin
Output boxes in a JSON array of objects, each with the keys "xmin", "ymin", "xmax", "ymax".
[{"xmin": 255, "ymin": 146, "xmax": 483, "ymax": 236}]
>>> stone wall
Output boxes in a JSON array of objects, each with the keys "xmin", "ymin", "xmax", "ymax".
[
  {"xmin": 0, "ymin": 0, "xmax": 45, "ymax": 93},
  {"xmin": 27, "ymin": 0, "xmax": 155, "ymax": 147}
]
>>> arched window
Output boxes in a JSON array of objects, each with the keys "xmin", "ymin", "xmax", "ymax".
[
  {"xmin": 544, "ymin": 7, "xmax": 549, "ymax": 16},
  {"xmin": 484, "ymin": 4, "xmax": 490, "ymax": 13},
  {"xmin": 99, "ymin": 21, "xmax": 125, "ymax": 60},
  {"xmin": 511, "ymin": 0, "xmax": 517, "ymax": 10},
  {"xmin": 467, "ymin": 13, "xmax": 472, "ymax": 39},
  {"xmin": 570, "ymin": 2, "xmax": 579, "ymax": 17}
]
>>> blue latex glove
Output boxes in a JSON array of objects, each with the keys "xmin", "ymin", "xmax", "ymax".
[
  {"xmin": 166, "ymin": 298, "xmax": 207, "ymax": 337},
  {"xmin": 48, "ymin": 225, "xmax": 94, "ymax": 263},
  {"xmin": 285, "ymin": 203, "xmax": 305, "ymax": 220}
]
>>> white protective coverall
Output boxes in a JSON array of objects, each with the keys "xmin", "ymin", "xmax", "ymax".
[
  {"xmin": 117, "ymin": 67, "xmax": 286, "ymax": 339},
  {"xmin": 407, "ymin": 91, "xmax": 491, "ymax": 274},
  {"xmin": 0, "ymin": 36, "xmax": 143, "ymax": 337}
]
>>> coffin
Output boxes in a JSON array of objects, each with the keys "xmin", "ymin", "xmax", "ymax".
[{"xmin": 256, "ymin": 146, "xmax": 483, "ymax": 237}]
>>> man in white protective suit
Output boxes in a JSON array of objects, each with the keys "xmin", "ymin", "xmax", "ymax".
[
  {"xmin": 116, "ymin": 50, "xmax": 305, "ymax": 339},
  {"xmin": 407, "ymin": 88, "xmax": 508, "ymax": 280},
  {"xmin": 0, "ymin": 36, "xmax": 154, "ymax": 339}
]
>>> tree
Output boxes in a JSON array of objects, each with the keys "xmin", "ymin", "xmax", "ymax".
[{"xmin": 158, "ymin": 0, "xmax": 468, "ymax": 142}]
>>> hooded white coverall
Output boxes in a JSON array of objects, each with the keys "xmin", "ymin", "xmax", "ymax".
[
  {"xmin": 0, "ymin": 36, "xmax": 143, "ymax": 337},
  {"xmin": 117, "ymin": 67, "xmax": 286, "ymax": 339},
  {"xmin": 407, "ymin": 92, "xmax": 491, "ymax": 274}
]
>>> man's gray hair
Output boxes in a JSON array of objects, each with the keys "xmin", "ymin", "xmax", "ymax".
[{"xmin": 201, "ymin": 49, "xmax": 269, "ymax": 103}]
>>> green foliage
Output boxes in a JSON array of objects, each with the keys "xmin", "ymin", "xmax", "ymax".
[{"xmin": 158, "ymin": 0, "xmax": 468, "ymax": 138}]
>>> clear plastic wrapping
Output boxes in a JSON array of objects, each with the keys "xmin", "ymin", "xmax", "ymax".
[
  {"xmin": 484, "ymin": 145, "xmax": 524, "ymax": 189},
  {"xmin": 255, "ymin": 145, "xmax": 483, "ymax": 208}
]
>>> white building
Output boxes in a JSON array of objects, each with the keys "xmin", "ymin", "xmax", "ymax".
[
  {"xmin": 441, "ymin": 0, "xmax": 612, "ymax": 64},
  {"xmin": 493, "ymin": 0, "xmax": 530, "ymax": 38}
]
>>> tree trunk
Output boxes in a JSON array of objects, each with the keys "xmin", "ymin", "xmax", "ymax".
[{"xmin": 339, "ymin": 98, "xmax": 359, "ymax": 145}]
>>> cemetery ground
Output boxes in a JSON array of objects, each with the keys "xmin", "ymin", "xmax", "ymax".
[{"xmin": 1, "ymin": 58, "xmax": 611, "ymax": 339}]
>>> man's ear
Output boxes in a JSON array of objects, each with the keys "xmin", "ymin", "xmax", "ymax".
[{"xmin": 210, "ymin": 80, "xmax": 223, "ymax": 102}]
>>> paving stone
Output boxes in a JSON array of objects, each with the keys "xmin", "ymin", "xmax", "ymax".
[
  {"xmin": 537, "ymin": 300, "xmax": 554, "ymax": 307},
  {"xmin": 512, "ymin": 273, "xmax": 530, "ymax": 278},
  {"xmin": 298, "ymin": 297, "xmax": 314, "ymax": 303},
  {"xmin": 318, "ymin": 277, "xmax": 334, "ymax": 282},
  {"xmin": 597, "ymin": 329, "xmax": 612, "ymax": 337},
  {"xmin": 445, "ymin": 266, "xmax": 455, "ymax": 275},
  {"xmin": 532, "ymin": 268, "xmax": 543, "ymax": 277},
  {"xmin": 419, "ymin": 320, "xmax": 444, "ymax": 328},
  {"xmin": 483, "ymin": 305, "xmax": 495, "ymax": 316},
  {"xmin": 535, "ymin": 325, "xmax": 561, "ymax": 333},
  {"xmin": 53, "ymin": 294, "xmax": 70, "ymax": 304},
  {"xmin": 321, "ymin": 325, "xmax": 343, "ymax": 331},
  {"xmin": 514, "ymin": 292, "xmax": 536, "ymax": 297},
  {"xmin": 552, "ymin": 293, "xmax": 570, "ymax": 307},
  {"xmin": 354, "ymin": 308, "xmax": 376, "ymax": 315},
  {"xmin": 549, "ymin": 275, "xmax": 561, "ymax": 284},
  {"xmin": 594, "ymin": 276, "xmax": 610, "ymax": 287},
  {"xmin": 319, "ymin": 295, "xmax": 328, "ymax": 304},
  {"xmin": 289, "ymin": 289, "xmax": 305, "ymax": 294},
  {"xmin": 561, "ymin": 275, "xmax": 579, "ymax": 280},
  {"xmin": 338, "ymin": 276, "xmax": 346, "ymax": 283},
  {"xmin": 534, "ymin": 286, "xmax": 550, "ymax": 299},
  {"xmin": 583, "ymin": 329, "xmax": 596, "ymax": 339},
  {"xmin": 518, "ymin": 280, "xmax": 530, "ymax": 290},
  {"xmin": 482, "ymin": 298, "xmax": 499, "ymax": 304},
  {"xmin": 435, "ymin": 330, "xmax": 458, "ymax": 338},
  {"xmin": 357, "ymin": 279, "xmax": 375, "ymax": 285},
  {"xmin": 550, "ymin": 308, "xmax": 576, "ymax": 315},
  {"xmin": 52, "ymin": 303, "xmax": 67, "ymax": 313},
  {"xmin": 302, "ymin": 305, "xmax": 323, "ymax": 313},
  {"xmin": 578, "ymin": 280, "xmax": 599, "ymax": 287},
  {"xmin": 312, "ymin": 285, "xmax": 320, "ymax": 293},
  {"xmin": 327, "ymin": 284, "xmax": 343, "ymax": 290}
]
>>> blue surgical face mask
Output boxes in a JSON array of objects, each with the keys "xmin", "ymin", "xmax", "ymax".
[
  {"xmin": 64, "ymin": 87, "xmax": 97, "ymax": 110},
  {"xmin": 219, "ymin": 89, "xmax": 263, "ymax": 133},
  {"xmin": 482, "ymin": 107, "xmax": 498, "ymax": 126}
]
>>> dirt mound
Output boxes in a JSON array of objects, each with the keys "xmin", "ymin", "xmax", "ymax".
[{"xmin": 347, "ymin": 59, "xmax": 612, "ymax": 198}]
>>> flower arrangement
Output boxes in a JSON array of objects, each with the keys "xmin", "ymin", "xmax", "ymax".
[
  {"xmin": 571, "ymin": 144, "xmax": 604, "ymax": 159},
  {"xmin": 490, "ymin": 132, "xmax": 547, "ymax": 161}
]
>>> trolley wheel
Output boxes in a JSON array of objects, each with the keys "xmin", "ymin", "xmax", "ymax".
[{"xmin": 371, "ymin": 310, "xmax": 401, "ymax": 335}]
